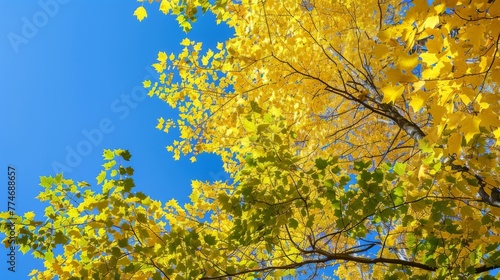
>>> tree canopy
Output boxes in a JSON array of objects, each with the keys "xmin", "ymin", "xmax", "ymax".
[{"xmin": 3, "ymin": 0, "xmax": 500, "ymax": 278}]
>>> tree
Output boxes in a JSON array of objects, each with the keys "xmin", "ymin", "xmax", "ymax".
[{"xmin": 3, "ymin": 0, "xmax": 500, "ymax": 278}]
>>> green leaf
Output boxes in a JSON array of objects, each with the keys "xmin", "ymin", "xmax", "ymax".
[
  {"xmin": 137, "ymin": 213, "xmax": 148, "ymax": 223},
  {"xmin": 315, "ymin": 158, "xmax": 328, "ymax": 170},
  {"xmin": 204, "ymin": 234, "xmax": 217, "ymax": 245},
  {"xmin": 121, "ymin": 178, "xmax": 135, "ymax": 192},
  {"xmin": 324, "ymin": 179, "xmax": 334, "ymax": 188},
  {"xmin": 250, "ymin": 101, "xmax": 262, "ymax": 114},
  {"xmin": 125, "ymin": 167, "xmax": 134, "ymax": 176},
  {"xmin": 331, "ymin": 200, "xmax": 341, "ymax": 210},
  {"xmin": 393, "ymin": 162, "xmax": 406, "ymax": 175},
  {"xmin": 44, "ymin": 251, "xmax": 54, "ymax": 262},
  {"xmin": 372, "ymin": 169, "xmax": 384, "ymax": 183},
  {"xmin": 123, "ymin": 263, "xmax": 136, "ymax": 273},
  {"xmin": 152, "ymin": 272, "xmax": 163, "ymax": 280},
  {"xmin": 330, "ymin": 165, "xmax": 341, "ymax": 174},
  {"xmin": 118, "ymin": 238, "xmax": 129, "ymax": 248},
  {"xmin": 289, "ymin": 218, "xmax": 299, "ymax": 229},
  {"xmin": 264, "ymin": 113, "xmax": 273, "ymax": 123},
  {"xmin": 117, "ymin": 150, "xmax": 132, "ymax": 161},
  {"xmin": 392, "ymin": 186, "xmax": 404, "ymax": 197},
  {"xmin": 54, "ymin": 231, "xmax": 69, "ymax": 245},
  {"xmin": 257, "ymin": 123, "xmax": 270, "ymax": 133},
  {"xmin": 54, "ymin": 174, "xmax": 63, "ymax": 185},
  {"xmin": 135, "ymin": 192, "xmax": 147, "ymax": 201},
  {"xmin": 39, "ymin": 176, "xmax": 53, "ymax": 188},
  {"xmin": 111, "ymin": 247, "xmax": 122, "ymax": 258},
  {"xmin": 306, "ymin": 216, "xmax": 314, "ymax": 228},
  {"xmin": 353, "ymin": 160, "xmax": 370, "ymax": 171},
  {"xmin": 227, "ymin": 266, "xmax": 237, "ymax": 275},
  {"xmin": 360, "ymin": 171, "xmax": 371, "ymax": 182}
]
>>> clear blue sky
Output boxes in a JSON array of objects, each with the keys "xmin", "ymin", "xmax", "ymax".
[{"xmin": 0, "ymin": 1, "xmax": 231, "ymax": 278}]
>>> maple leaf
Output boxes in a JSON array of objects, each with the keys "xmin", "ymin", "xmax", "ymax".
[
  {"xmin": 133, "ymin": 6, "xmax": 147, "ymax": 22},
  {"xmin": 381, "ymin": 84, "xmax": 405, "ymax": 104}
]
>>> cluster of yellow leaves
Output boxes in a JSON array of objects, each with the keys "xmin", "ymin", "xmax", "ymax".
[
  {"xmin": 382, "ymin": 0, "xmax": 500, "ymax": 148},
  {"xmin": 134, "ymin": 0, "xmax": 228, "ymax": 31},
  {"xmin": 139, "ymin": 0, "xmax": 500, "ymax": 278}
]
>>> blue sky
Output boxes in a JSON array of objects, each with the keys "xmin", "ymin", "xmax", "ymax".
[{"xmin": 0, "ymin": 1, "xmax": 232, "ymax": 278}]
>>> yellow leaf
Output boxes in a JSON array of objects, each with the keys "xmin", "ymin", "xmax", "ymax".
[
  {"xmin": 194, "ymin": 42, "xmax": 203, "ymax": 52},
  {"xmin": 460, "ymin": 116, "xmax": 480, "ymax": 142},
  {"xmin": 202, "ymin": 49, "xmax": 214, "ymax": 66},
  {"xmin": 429, "ymin": 104, "xmax": 446, "ymax": 124},
  {"xmin": 77, "ymin": 181, "xmax": 91, "ymax": 187},
  {"xmin": 143, "ymin": 80, "xmax": 151, "ymax": 88},
  {"xmin": 479, "ymin": 56, "xmax": 489, "ymax": 72},
  {"xmin": 493, "ymin": 129, "xmax": 500, "ymax": 145},
  {"xmin": 398, "ymin": 53, "xmax": 419, "ymax": 71},
  {"xmin": 412, "ymin": 81, "xmax": 425, "ymax": 93},
  {"xmin": 190, "ymin": 156, "xmax": 197, "ymax": 163},
  {"xmin": 423, "ymin": 16, "xmax": 439, "ymax": 29},
  {"xmin": 425, "ymin": 31, "xmax": 443, "ymax": 53},
  {"xmin": 377, "ymin": 29, "xmax": 392, "ymax": 42},
  {"xmin": 479, "ymin": 108, "xmax": 500, "ymax": 129},
  {"xmin": 433, "ymin": 3, "xmax": 446, "ymax": 14},
  {"xmin": 102, "ymin": 180, "xmax": 114, "ymax": 194},
  {"xmin": 24, "ymin": 211, "xmax": 35, "ymax": 220},
  {"xmin": 420, "ymin": 53, "xmax": 440, "ymax": 65},
  {"xmin": 447, "ymin": 132, "xmax": 462, "ymax": 155},
  {"xmin": 422, "ymin": 65, "xmax": 441, "ymax": 79},
  {"xmin": 410, "ymin": 94, "xmax": 425, "ymax": 112},
  {"xmin": 241, "ymin": 118, "xmax": 256, "ymax": 132},
  {"xmin": 180, "ymin": 38, "xmax": 191, "ymax": 46},
  {"xmin": 133, "ymin": 6, "xmax": 148, "ymax": 22},
  {"xmin": 0, "ymin": 212, "xmax": 11, "ymax": 220},
  {"xmin": 381, "ymin": 84, "xmax": 405, "ymax": 104},
  {"xmin": 458, "ymin": 92, "xmax": 471, "ymax": 105},
  {"xmin": 67, "ymin": 208, "xmax": 80, "ymax": 218},
  {"xmin": 460, "ymin": 205, "xmax": 475, "ymax": 218},
  {"xmin": 418, "ymin": 164, "xmax": 429, "ymax": 182},
  {"xmin": 402, "ymin": 28, "xmax": 417, "ymax": 51},
  {"xmin": 96, "ymin": 171, "xmax": 106, "ymax": 185},
  {"xmin": 157, "ymin": 51, "xmax": 167, "ymax": 63},
  {"xmin": 152, "ymin": 62, "xmax": 165, "ymax": 73},
  {"xmin": 371, "ymin": 43, "xmax": 389, "ymax": 58},
  {"xmin": 156, "ymin": 117, "xmax": 165, "ymax": 130},
  {"xmin": 159, "ymin": 0, "xmax": 171, "ymax": 14}
]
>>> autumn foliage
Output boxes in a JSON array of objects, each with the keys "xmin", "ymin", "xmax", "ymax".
[{"xmin": 3, "ymin": 0, "xmax": 500, "ymax": 278}]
